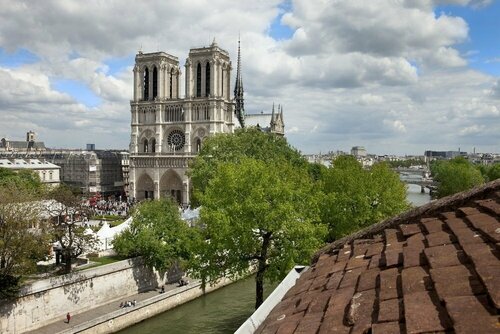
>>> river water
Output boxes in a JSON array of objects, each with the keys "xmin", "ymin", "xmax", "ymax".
[
  {"xmin": 119, "ymin": 276, "xmax": 277, "ymax": 334},
  {"xmin": 406, "ymin": 183, "xmax": 432, "ymax": 207},
  {"xmin": 120, "ymin": 181, "xmax": 431, "ymax": 334}
]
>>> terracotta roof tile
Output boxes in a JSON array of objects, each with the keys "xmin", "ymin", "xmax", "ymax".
[
  {"xmin": 458, "ymin": 206, "xmax": 482, "ymax": 216},
  {"xmin": 405, "ymin": 233, "xmax": 426, "ymax": 249},
  {"xmin": 377, "ymin": 298, "xmax": 403, "ymax": 323},
  {"xmin": 400, "ymin": 223, "xmax": 422, "ymax": 237},
  {"xmin": 325, "ymin": 271, "xmax": 343, "ymax": 291},
  {"xmin": 379, "ymin": 268, "xmax": 401, "ymax": 300},
  {"xmin": 401, "ymin": 266, "xmax": 432, "ymax": 295},
  {"xmin": 345, "ymin": 256, "xmax": 370, "ymax": 270},
  {"xmin": 444, "ymin": 295, "xmax": 500, "ymax": 334},
  {"xmin": 474, "ymin": 265, "xmax": 500, "ymax": 308},
  {"xmin": 365, "ymin": 242, "xmax": 384, "ymax": 257},
  {"xmin": 476, "ymin": 198, "xmax": 500, "ymax": 215},
  {"xmin": 371, "ymin": 321, "xmax": 404, "ymax": 334},
  {"xmin": 404, "ymin": 291, "xmax": 452, "ymax": 333},
  {"xmin": 403, "ymin": 246, "xmax": 426, "ymax": 268},
  {"xmin": 293, "ymin": 313, "xmax": 323, "ymax": 334},
  {"xmin": 346, "ymin": 289, "xmax": 377, "ymax": 329},
  {"xmin": 309, "ymin": 274, "xmax": 329, "ymax": 291},
  {"xmin": 336, "ymin": 244, "xmax": 352, "ymax": 262},
  {"xmin": 440, "ymin": 211, "xmax": 457, "ymax": 220},
  {"xmin": 255, "ymin": 181, "xmax": 500, "ymax": 334},
  {"xmin": 317, "ymin": 317, "xmax": 351, "ymax": 334},
  {"xmin": 424, "ymin": 244, "xmax": 468, "ymax": 268},
  {"xmin": 338, "ymin": 267, "xmax": 364, "ymax": 289},
  {"xmin": 421, "ymin": 218, "xmax": 445, "ymax": 233},
  {"xmin": 357, "ymin": 268, "xmax": 380, "ymax": 292},
  {"xmin": 384, "ymin": 249, "xmax": 404, "ymax": 267},
  {"xmin": 368, "ymin": 254, "xmax": 384, "ymax": 269},
  {"xmin": 451, "ymin": 225, "xmax": 486, "ymax": 245}
]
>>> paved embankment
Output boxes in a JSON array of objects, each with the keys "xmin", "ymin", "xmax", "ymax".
[{"xmin": 25, "ymin": 278, "xmax": 232, "ymax": 334}]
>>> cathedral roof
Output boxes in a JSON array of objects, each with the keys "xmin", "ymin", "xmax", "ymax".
[{"xmin": 252, "ymin": 179, "xmax": 500, "ymax": 334}]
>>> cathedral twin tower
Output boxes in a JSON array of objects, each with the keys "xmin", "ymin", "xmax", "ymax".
[{"xmin": 129, "ymin": 40, "xmax": 242, "ymax": 204}]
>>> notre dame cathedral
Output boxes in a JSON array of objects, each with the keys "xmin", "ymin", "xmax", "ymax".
[{"xmin": 129, "ymin": 40, "xmax": 284, "ymax": 205}]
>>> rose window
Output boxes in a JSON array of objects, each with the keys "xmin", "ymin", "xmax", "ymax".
[{"xmin": 167, "ymin": 130, "xmax": 185, "ymax": 151}]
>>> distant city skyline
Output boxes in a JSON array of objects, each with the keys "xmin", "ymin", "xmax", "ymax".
[{"xmin": 0, "ymin": 0, "xmax": 498, "ymax": 155}]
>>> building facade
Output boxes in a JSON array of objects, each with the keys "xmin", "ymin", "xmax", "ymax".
[
  {"xmin": 43, "ymin": 150, "xmax": 124, "ymax": 195},
  {"xmin": 0, "ymin": 158, "xmax": 60, "ymax": 186},
  {"xmin": 129, "ymin": 42, "xmax": 236, "ymax": 204},
  {"xmin": 0, "ymin": 131, "xmax": 46, "ymax": 155}
]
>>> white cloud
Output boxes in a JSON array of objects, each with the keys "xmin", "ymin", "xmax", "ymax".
[
  {"xmin": 357, "ymin": 94, "xmax": 385, "ymax": 105},
  {"xmin": 0, "ymin": 0, "xmax": 497, "ymax": 155},
  {"xmin": 460, "ymin": 124, "xmax": 485, "ymax": 136}
]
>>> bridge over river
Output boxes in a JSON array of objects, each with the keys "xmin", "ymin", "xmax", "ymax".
[{"xmin": 394, "ymin": 167, "xmax": 437, "ymax": 193}]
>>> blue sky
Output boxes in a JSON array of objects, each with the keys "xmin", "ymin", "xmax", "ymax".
[
  {"xmin": 0, "ymin": 1, "xmax": 498, "ymax": 154},
  {"xmin": 0, "ymin": 48, "xmax": 40, "ymax": 68},
  {"xmin": 436, "ymin": 1, "xmax": 500, "ymax": 76}
]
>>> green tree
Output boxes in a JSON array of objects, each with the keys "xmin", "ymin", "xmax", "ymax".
[
  {"xmin": 432, "ymin": 157, "xmax": 485, "ymax": 198},
  {"xmin": 113, "ymin": 199, "xmax": 200, "ymax": 273},
  {"xmin": 189, "ymin": 128, "xmax": 307, "ymax": 205},
  {"xmin": 0, "ymin": 168, "xmax": 44, "ymax": 194},
  {"xmin": 477, "ymin": 163, "xmax": 500, "ymax": 182},
  {"xmin": 45, "ymin": 185, "xmax": 98, "ymax": 273},
  {"xmin": 192, "ymin": 158, "xmax": 326, "ymax": 309},
  {"xmin": 485, "ymin": 163, "xmax": 500, "ymax": 181},
  {"xmin": 320, "ymin": 156, "xmax": 409, "ymax": 240},
  {"xmin": 0, "ymin": 177, "xmax": 49, "ymax": 299}
]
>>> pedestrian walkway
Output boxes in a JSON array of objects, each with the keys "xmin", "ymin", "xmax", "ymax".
[{"xmin": 25, "ymin": 281, "xmax": 184, "ymax": 334}]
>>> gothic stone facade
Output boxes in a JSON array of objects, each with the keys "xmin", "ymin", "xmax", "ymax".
[{"xmin": 129, "ymin": 43, "xmax": 235, "ymax": 204}]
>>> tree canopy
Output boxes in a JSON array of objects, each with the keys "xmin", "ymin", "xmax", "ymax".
[
  {"xmin": 431, "ymin": 157, "xmax": 485, "ymax": 198},
  {"xmin": 319, "ymin": 156, "xmax": 409, "ymax": 240},
  {"xmin": 113, "ymin": 199, "xmax": 200, "ymax": 273},
  {"xmin": 0, "ymin": 170, "xmax": 49, "ymax": 298},
  {"xmin": 189, "ymin": 128, "xmax": 307, "ymax": 204},
  {"xmin": 192, "ymin": 157, "xmax": 326, "ymax": 308},
  {"xmin": 45, "ymin": 184, "xmax": 98, "ymax": 273},
  {"xmin": 0, "ymin": 168, "xmax": 44, "ymax": 194}
]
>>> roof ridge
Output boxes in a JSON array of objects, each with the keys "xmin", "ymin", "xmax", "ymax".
[{"xmin": 312, "ymin": 178, "xmax": 500, "ymax": 264}]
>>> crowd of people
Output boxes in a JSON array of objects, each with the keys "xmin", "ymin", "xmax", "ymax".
[
  {"xmin": 119, "ymin": 300, "xmax": 137, "ymax": 308},
  {"xmin": 85, "ymin": 197, "xmax": 136, "ymax": 217}
]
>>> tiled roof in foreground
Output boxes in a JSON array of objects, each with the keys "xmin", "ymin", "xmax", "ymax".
[{"xmin": 256, "ymin": 180, "xmax": 500, "ymax": 334}]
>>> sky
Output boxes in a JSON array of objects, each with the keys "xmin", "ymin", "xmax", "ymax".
[{"xmin": 0, "ymin": 0, "xmax": 498, "ymax": 155}]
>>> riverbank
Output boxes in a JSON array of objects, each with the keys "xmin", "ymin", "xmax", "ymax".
[{"xmin": 25, "ymin": 277, "xmax": 234, "ymax": 334}]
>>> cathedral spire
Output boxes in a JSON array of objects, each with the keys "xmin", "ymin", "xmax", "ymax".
[
  {"xmin": 271, "ymin": 102, "xmax": 276, "ymax": 126},
  {"xmin": 234, "ymin": 37, "xmax": 245, "ymax": 127}
]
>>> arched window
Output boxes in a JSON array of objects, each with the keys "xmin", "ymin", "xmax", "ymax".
[
  {"xmin": 152, "ymin": 66, "xmax": 158, "ymax": 99},
  {"xmin": 205, "ymin": 62, "xmax": 210, "ymax": 97},
  {"xmin": 221, "ymin": 68, "xmax": 224, "ymax": 98},
  {"xmin": 143, "ymin": 68, "xmax": 149, "ymax": 100},
  {"xmin": 169, "ymin": 71, "xmax": 173, "ymax": 98},
  {"xmin": 196, "ymin": 138, "xmax": 202, "ymax": 153},
  {"xmin": 196, "ymin": 63, "xmax": 202, "ymax": 97},
  {"xmin": 143, "ymin": 139, "xmax": 149, "ymax": 153},
  {"xmin": 151, "ymin": 138, "xmax": 156, "ymax": 153}
]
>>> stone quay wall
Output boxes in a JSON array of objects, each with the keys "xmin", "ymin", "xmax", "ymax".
[
  {"xmin": 0, "ymin": 257, "xmax": 179, "ymax": 334},
  {"xmin": 57, "ymin": 278, "xmax": 233, "ymax": 334}
]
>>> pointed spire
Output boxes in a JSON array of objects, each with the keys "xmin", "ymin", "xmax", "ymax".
[
  {"xmin": 234, "ymin": 37, "xmax": 245, "ymax": 127},
  {"xmin": 271, "ymin": 102, "xmax": 276, "ymax": 126}
]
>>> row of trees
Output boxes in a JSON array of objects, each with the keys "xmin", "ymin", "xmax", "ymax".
[
  {"xmin": 431, "ymin": 157, "xmax": 499, "ymax": 198},
  {"xmin": 0, "ymin": 170, "xmax": 97, "ymax": 299},
  {"xmin": 115, "ymin": 128, "xmax": 409, "ymax": 308}
]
